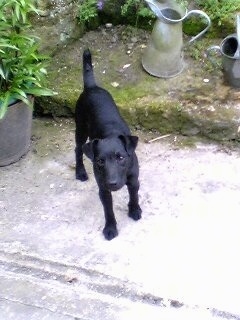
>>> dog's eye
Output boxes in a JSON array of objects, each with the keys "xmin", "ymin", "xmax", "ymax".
[
  {"xmin": 96, "ymin": 158, "xmax": 104, "ymax": 166},
  {"xmin": 116, "ymin": 154, "xmax": 124, "ymax": 161}
]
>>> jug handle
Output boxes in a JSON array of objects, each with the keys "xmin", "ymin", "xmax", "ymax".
[
  {"xmin": 184, "ymin": 10, "xmax": 211, "ymax": 43},
  {"xmin": 205, "ymin": 45, "xmax": 221, "ymax": 66}
]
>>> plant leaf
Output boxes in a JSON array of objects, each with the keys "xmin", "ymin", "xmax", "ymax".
[
  {"xmin": 26, "ymin": 87, "xmax": 56, "ymax": 96},
  {"xmin": 0, "ymin": 92, "xmax": 11, "ymax": 119}
]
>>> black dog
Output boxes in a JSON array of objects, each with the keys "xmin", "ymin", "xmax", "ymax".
[{"xmin": 75, "ymin": 49, "xmax": 142, "ymax": 240}]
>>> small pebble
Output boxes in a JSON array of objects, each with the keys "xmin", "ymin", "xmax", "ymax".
[
  {"xmin": 131, "ymin": 37, "xmax": 138, "ymax": 43},
  {"xmin": 111, "ymin": 82, "xmax": 119, "ymax": 88},
  {"xmin": 127, "ymin": 43, "xmax": 134, "ymax": 50},
  {"xmin": 105, "ymin": 23, "xmax": 112, "ymax": 28}
]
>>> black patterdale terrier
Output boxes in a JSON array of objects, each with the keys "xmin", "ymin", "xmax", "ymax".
[{"xmin": 75, "ymin": 49, "xmax": 142, "ymax": 240}]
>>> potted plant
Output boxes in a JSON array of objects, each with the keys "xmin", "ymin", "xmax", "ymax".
[{"xmin": 0, "ymin": 0, "xmax": 54, "ymax": 166}]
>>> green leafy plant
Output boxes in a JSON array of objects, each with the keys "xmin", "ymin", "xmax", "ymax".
[
  {"xmin": 121, "ymin": 0, "xmax": 155, "ymax": 27},
  {"xmin": 195, "ymin": 0, "xmax": 240, "ymax": 26},
  {"xmin": 0, "ymin": 0, "xmax": 54, "ymax": 119},
  {"xmin": 78, "ymin": 0, "xmax": 98, "ymax": 24}
]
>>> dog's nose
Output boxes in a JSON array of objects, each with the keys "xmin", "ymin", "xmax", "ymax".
[
  {"xmin": 107, "ymin": 181, "xmax": 118, "ymax": 190},
  {"xmin": 108, "ymin": 182, "xmax": 117, "ymax": 187}
]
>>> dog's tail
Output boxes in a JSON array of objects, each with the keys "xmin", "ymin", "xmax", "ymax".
[{"xmin": 83, "ymin": 49, "xmax": 96, "ymax": 89}]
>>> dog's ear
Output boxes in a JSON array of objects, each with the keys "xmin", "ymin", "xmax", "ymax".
[
  {"xmin": 119, "ymin": 135, "xmax": 138, "ymax": 155},
  {"xmin": 82, "ymin": 139, "xmax": 99, "ymax": 160}
]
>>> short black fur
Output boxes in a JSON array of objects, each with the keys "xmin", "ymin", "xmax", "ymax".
[{"xmin": 75, "ymin": 49, "xmax": 142, "ymax": 240}]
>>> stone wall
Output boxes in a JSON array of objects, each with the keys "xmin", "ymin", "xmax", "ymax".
[
  {"xmin": 33, "ymin": 0, "xmax": 125, "ymax": 53},
  {"xmin": 33, "ymin": 0, "xmax": 83, "ymax": 52},
  {"xmin": 33, "ymin": 0, "xmax": 237, "ymax": 53}
]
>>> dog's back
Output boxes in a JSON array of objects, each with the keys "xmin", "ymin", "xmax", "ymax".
[{"xmin": 76, "ymin": 49, "xmax": 130, "ymax": 139}]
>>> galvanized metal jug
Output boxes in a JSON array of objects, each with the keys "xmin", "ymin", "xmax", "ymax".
[
  {"xmin": 206, "ymin": 15, "xmax": 240, "ymax": 88},
  {"xmin": 142, "ymin": 0, "xmax": 211, "ymax": 78}
]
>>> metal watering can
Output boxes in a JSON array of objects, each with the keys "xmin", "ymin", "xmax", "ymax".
[
  {"xmin": 206, "ymin": 15, "xmax": 240, "ymax": 88},
  {"xmin": 142, "ymin": 0, "xmax": 211, "ymax": 78}
]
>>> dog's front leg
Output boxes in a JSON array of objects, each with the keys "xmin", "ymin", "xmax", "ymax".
[
  {"xmin": 127, "ymin": 177, "xmax": 142, "ymax": 221},
  {"xmin": 99, "ymin": 188, "xmax": 118, "ymax": 240}
]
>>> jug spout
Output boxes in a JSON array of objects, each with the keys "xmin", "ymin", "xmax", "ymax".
[
  {"xmin": 144, "ymin": 0, "xmax": 187, "ymax": 21},
  {"xmin": 144, "ymin": 0, "xmax": 180, "ymax": 18},
  {"xmin": 144, "ymin": 0, "xmax": 165, "ymax": 18}
]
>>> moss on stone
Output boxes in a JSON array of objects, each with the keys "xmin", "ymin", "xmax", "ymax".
[{"xmin": 35, "ymin": 25, "xmax": 240, "ymax": 142}]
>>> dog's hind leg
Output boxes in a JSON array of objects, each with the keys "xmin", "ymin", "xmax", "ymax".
[
  {"xmin": 75, "ymin": 135, "xmax": 88, "ymax": 181},
  {"xmin": 75, "ymin": 106, "xmax": 88, "ymax": 181},
  {"xmin": 127, "ymin": 176, "xmax": 142, "ymax": 221},
  {"xmin": 99, "ymin": 189, "xmax": 118, "ymax": 240}
]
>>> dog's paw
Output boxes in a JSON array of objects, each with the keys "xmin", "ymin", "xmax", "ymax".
[
  {"xmin": 76, "ymin": 170, "xmax": 88, "ymax": 181},
  {"xmin": 128, "ymin": 205, "xmax": 142, "ymax": 221},
  {"xmin": 103, "ymin": 225, "xmax": 118, "ymax": 241}
]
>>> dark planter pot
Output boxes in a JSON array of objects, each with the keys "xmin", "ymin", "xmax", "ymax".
[{"xmin": 0, "ymin": 99, "xmax": 33, "ymax": 166}]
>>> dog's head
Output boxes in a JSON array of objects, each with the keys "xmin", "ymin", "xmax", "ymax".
[{"xmin": 83, "ymin": 135, "xmax": 138, "ymax": 191}]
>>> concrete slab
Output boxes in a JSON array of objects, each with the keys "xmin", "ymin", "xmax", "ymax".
[{"xmin": 0, "ymin": 118, "xmax": 240, "ymax": 319}]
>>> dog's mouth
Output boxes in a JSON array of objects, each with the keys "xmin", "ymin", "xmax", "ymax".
[
  {"xmin": 108, "ymin": 185, "xmax": 121, "ymax": 192},
  {"xmin": 106, "ymin": 182, "xmax": 123, "ymax": 192}
]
